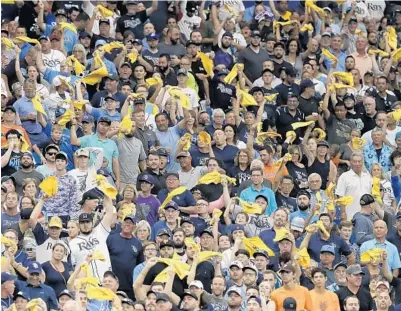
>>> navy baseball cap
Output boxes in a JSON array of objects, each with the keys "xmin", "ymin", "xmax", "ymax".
[
  {"xmin": 79, "ymin": 213, "xmax": 93, "ymax": 223},
  {"xmin": 79, "ymin": 31, "xmax": 92, "ymax": 39},
  {"xmin": 58, "ymin": 289, "xmax": 73, "ymax": 299},
  {"xmin": 82, "ymin": 114, "xmax": 95, "ymax": 123},
  {"xmin": 15, "ymin": 291, "xmax": 29, "ymax": 300},
  {"xmin": 396, "ymin": 211, "xmax": 401, "ymax": 219},
  {"xmin": 217, "ymin": 69, "xmax": 230, "ymax": 76},
  {"xmin": 98, "ymin": 116, "xmax": 112, "ymax": 125},
  {"xmin": 230, "ymin": 224, "xmax": 245, "ymax": 233},
  {"xmin": 146, "ymin": 33, "xmax": 159, "ymax": 41},
  {"xmin": 1, "ymin": 272, "xmax": 17, "ymax": 284},
  {"xmin": 28, "ymin": 261, "xmax": 42, "ymax": 274},
  {"xmin": 164, "ymin": 201, "xmax": 179, "ymax": 210},
  {"xmin": 124, "ymin": 215, "xmax": 138, "ymax": 224},
  {"xmin": 138, "ymin": 174, "xmax": 154, "ymax": 185},
  {"xmin": 300, "ymin": 79, "xmax": 316, "ymax": 93}
]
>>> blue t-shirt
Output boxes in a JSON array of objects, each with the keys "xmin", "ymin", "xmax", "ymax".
[
  {"xmin": 15, "ymin": 280, "xmax": 58, "ymax": 311},
  {"xmin": 90, "ymin": 108, "xmax": 121, "ymax": 122},
  {"xmin": 1, "ymin": 213, "xmax": 20, "ymax": 233},
  {"xmin": 212, "ymin": 144, "xmax": 239, "ymax": 169},
  {"xmin": 106, "ymin": 234, "xmax": 143, "ymax": 291},
  {"xmin": 157, "ymin": 189, "xmax": 196, "ymax": 209},
  {"xmin": 44, "ymin": 24, "xmax": 77, "ymax": 54}
]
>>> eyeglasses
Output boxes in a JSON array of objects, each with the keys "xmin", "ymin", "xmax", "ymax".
[{"xmin": 47, "ymin": 152, "xmax": 57, "ymax": 156}]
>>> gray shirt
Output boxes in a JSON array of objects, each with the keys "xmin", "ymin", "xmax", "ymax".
[
  {"xmin": 237, "ymin": 47, "xmax": 271, "ymax": 82},
  {"xmin": 11, "ymin": 169, "xmax": 44, "ymax": 196},
  {"xmin": 158, "ymin": 42, "xmax": 186, "ymax": 59},
  {"xmin": 112, "ymin": 136, "xmax": 146, "ymax": 185}
]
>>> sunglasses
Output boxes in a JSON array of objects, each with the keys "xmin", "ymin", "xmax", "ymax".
[{"xmin": 47, "ymin": 152, "xmax": 57, "ymax": 156}]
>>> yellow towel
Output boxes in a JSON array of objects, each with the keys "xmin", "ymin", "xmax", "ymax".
[
  {"xmin": 333, "ymin": 72, "xmax": 354, "ymax": 86},
  {"xmin": 95, "ymin": 175, "xmax": 117, "ymax": 199},
  {"xmin": 59, "ymin": 22, "xmax": 77, "ymax": 34},
  {"xmin": 14, "ymin": 36, "xmax": 39, "ymax": 45},
  {"xmin": 242, "ymin": 237, "xmax": 275, "ymax": 257},
  {"xmin": 322, "ymin": 48, "xmax": 338, "ymax": 63},
  {"xmin": 66, "ymin": 55, "xmax": 85, "ymax": 75},
  {"xmin": 197, "ymin": 52, "xmax": 213, "ymax": 77},
  {"xmin": 197, "ymin": 171, "xmax": 236, "ymax": 185},
  {"xmin": 103, "ymin": 42, "xmax": 125, "ymax": 54},
  {"xmin": 160, "ymin": 186, "xmax": 187, "ymax": 209},
  {"xmin": 39, "ymin": 176, "xmax": 58, "ymax": 197},
  {"xmin": 146, "ymin": 76, "xmax": 163, "ymax": 86},
  {"xmin": 291, "ymin": 120, "xmax": 315, "ymax": 130},
  {"xmin": 96, "ymin": 5, "xmax": 114, "ymax": 18},
  {"xmin": 31, "ymin": 94, "xmax": 47, "ymax": 117}
]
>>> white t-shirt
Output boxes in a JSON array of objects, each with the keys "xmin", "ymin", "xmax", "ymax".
[
  {"xmin": 69, "ymin": 223, "xmax": 112, "ymax": 282},
  {"xmin": 364, "ymin": 0, "xmax": 385, "ymax": 21},
  {"xmin": 159, "ymin": 87, "xmax": 199, "ymax": 118},
  {"xmin": 36, "ymin": 237, "xmax": 69, "ymax": 264},
  {"xmin": 42, "ymin": 49, "xmax": 66, "ymax": 72},
  {"xmin": 217, "ymin": 0, "xmax": 245, "ymax": 21},
  {"xmin": 178, "ymin": 14, "xmax": 202, "ymax": 41}
]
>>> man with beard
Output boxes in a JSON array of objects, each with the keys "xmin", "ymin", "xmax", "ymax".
[
  {"xmin": 69, "ymin": 195, "xmax": 114, "ymax": 282},
  {"xmin": 237, "ymin": 31, "xmax": 270, "ymax": 82},
  {"xmin": 224, "ymin": 287, "xmax": 243, "ymax": 311},
  {"xmin": 158, "ymin": 26, "xmax": 186, "ymax": 61},
  {"xmin": 202, "ymin": 276, "xmax": 228, "ymax": 311},
  {"xmin": 106, "ymin": 215, "xmax": 142, "ymax": 300},
  {"xmin": 260, "ymin": 208, "xmax": 289, "ymax": 255},
  {"xmin": 142, "ymin": 33, "xmax": 162, "ymax": 66},
  {"xmin": 137, "ymin": 151, "xmax": 166, "ymax": 195},
  {"xmin": 271, "ymin": 42, "xmax": 292, "ymax": 78},
  {"xmin": 157, "ymin": 54, "xmax": 178, "ymax": 87},
  {"xmin": 290, "ymin": 190, "xmax": 318, "ymax": 223},
  {"xmin": 213, "ymin": 32, "xmax": 235, "ymax": 70},
  {"xmin": 11, "ymin": 152, "xmax": 44, "ymax": 195},
  {"xmin": 107, "ymin": 113, "xmax": 147, "ymax": 188},
  {"xmin": 181, "ymin": 291, "xmax": 201, "ymax": 311},
  {"xmin": 173, "ymin": 228, "xmax": 186, "ymax": 259}
]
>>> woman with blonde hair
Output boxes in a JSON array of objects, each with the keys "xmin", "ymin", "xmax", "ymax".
[
  {"xmin": 117, "ymin": 185, "xmax": 137, "ymax": 210},
  {"xmin": 371, "ymin": 163, "xmax": 396, "ymax": 215},
  {"xmin": 135, "ymin": 220, "xmax": 152, "ymax": 244}
]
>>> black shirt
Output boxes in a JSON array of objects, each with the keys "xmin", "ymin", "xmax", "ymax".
[
  {"xmin": 336, "ymin": 286, "xmax": 374, "ymax": 311},
  {"xmin": 194, "ymin": 261, "xmax": 215, "ymax": 293},
  {"xmin": 275, "ymin": 192, "xmax": 297, "ymax": 212},
  {"xmin": 361, "ymin": 112, "xmax": 377, "ymax": 135},
  {"xmin": 298, "ymin": 95, "xmax": 319, "ymax": 116},
  {"xmin": 274, "ymin": 107, "xmax": 305, "ymax": 144},
  {"xmin": 272, "ymin": 59, "xmax": 292, "ymax": 78},
  {"xmin": 143, "ymin": 262, "xmax": 187, "ymax": 296},
  {"xmin": 18, "ymin": 3, "xmax": 39, "ymax": 39},
  {"xmin": 1, "ymin": 149, "xmax": 22, "ymax": 176},
  {"xmin": 116, "ymin": 11, "xmax": 148, "ymax": 40},
  {"xmin": 375, "ymin": 93, "xmax": 397, "ymax": 112},
  {"xmin": 136, "ymin": 169, "xmax": 166, "ymax": 195},
  {"xmin": 210, "ymin": 76, "xmax": 237, "ymax": 110},
  {"xmin": 191, "ymin": 59, "xmax": 207, "ymax": 100}
]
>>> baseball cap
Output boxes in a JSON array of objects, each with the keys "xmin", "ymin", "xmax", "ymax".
[
  {"xmin": 48, "ymin": 216, "xmax": 63, "ymax": 229},
  {"xmin": 230, "ymin": 224, "xmax": 245, "ymax": 234},
  {"xmin": 133, "ymin": 39, "xmax": 142, "ymax": 45},
  {"xmin": 104, "ymin": 270, "xmax": 119, "ymax": 282},
  {"xmin": 279, "ymin": 263, "xmax": 295, "ymax": 274},
  {"xmin": 55, "ymin": 107, "xmax": 66, "ymax": 117},
  {"xmin": 75, "ymin": 148, "xmax": 90, "ymax": 157},
  {"xmin": 320, "ymin": 245, "xmax": 335, "ymax": 255},
  {"xmin": 243, "ymin": 264, "xmax": 258, "ymax": 274},
  {"xmin": 116, "ymin": 291, "xmax": 129, "ymax": 299},
  {"xmin": 79, "ymin": 188, "xmax": 102, "ymax": 205},
  {"xmin": 38, "ymin": 35, "xmax": 49, "ymax": 41},
  {"xmin": 1, "ymin": 272, "xmax": 17, "ymax": 284},
  {"xmin": 79, "ymin": 213, "xmax": 93, "ymax": 223},
  {"xmin": 79, "ymin": 31, "xmax": 92, "ymax": 39},
  {"xmin": 189, "ymin": 280, "xmax": 204, "ymax": 289},
  {"xmin": 334, "ymin": 262, "xmax": 347, "ymax": 270},
  {"xmin": 300, "ymin": 79, "xmax": 316, "ymax": 93},
  {"xmin": 229, "ymin": 260, "xmax": 244, "ymax": 269},
  {"xmin": 185, "ymin": 40, "xmax": 199, "ymax": 47},
  {"xmin": 157, "ymin": 228, "xmax": 171, "ymax": 237},
  {"xmin": 364, "ymin": 70, "xmax": 374, "ymax": 76},
  {"xmin": 182, "ymin": 291, "xmax": 198, "ymax": 300},
  {"xmin": 44, "ymin": 144, "xmax": 60, "ymax": 154},
  {"xmin": 58, "ymin": 289, "xmax": 73, "ymax": 299},
  {"xmin": 176, "ymin": 150, "xmax": 191, "ymax": 160},
  {"xmin": 253, "ymin": 249, "xmax": 269, "ymax": 259},
  {"xmin": 124, "ymin": 215, "xmax": 138, "ymax": 224},
  {"xmin": 343, "ymin": 93, "xmax": 355, "ymax": 101},
  {"xmin": 180, "ymin": 216, "xmax": 194, "ymax": 226},
  {"xmin": 177, "ymin": 68, "xmax": 187, "ymax": 76},
  {"xmin": 346, "ymin": 264, "xmax": 365, "ymax": 275},
  {"xmin": 55, "ymin": 9, "xmax": 67, "ymax": 17},
  {"xmin": 156, "ymin": 293, "xmax": 171, "ymax": 303},
  {"xmin": 146, "ymin": 33, "xmax": 159, "ymax": 41},
  {"xmin": 28, "ymin": 261, "xmax": 42, "ymax": 274},
  {"xmin": 1, "ymin": 176, "xmax": 15, "ymax": 185},
  {"xmin": 82, "ymin": 114, "xmax": 95, "ymax": 123},
  {"xmin": 106, "ymin": 73, "xmax": 119, "ymax": 81},
  {"xmin": 251, "ymin": 30, "xmax": 262, "ymax": 37},
  {"xmin": 226, "ymin": 287, "xmax": 242, "ymax": 296},
  {"xmin": 322, "ymin": 32, "xmax": 332, "ymax": 37},
  {"xmin": 20, "ymin": 152, "xmax": 34, "ymax": 160},
  {"xmin": 247, "ymin": 296, "xmax": 262, "ymax": 306},
  {"xmin": 396, "ymin": 211, "xmax": 401, "ymax": 219},
  {"xmin": 290, "ymin": 217, "xmax": 305, "ymax": 232},
  {"xmin": 98, "ymin": 116, "xmax": 112, "ymax": 125},
  {"xmin": 121, "ymin": 298, "xmax": 135, "ymax": 306},
  {"xmin": 55, "ymin": 151, "xmax": 68, "ymax": 161},
  {"xmin": 15, "ymin": 291, "xmax": 29, "ymax": 300},
  {"xmin": 376, "ymin": 281, "xmax": 390, "ymax": 290},
  {"xmin": 360, "ymin": 194, "xmax": 375, "ymax": 206},
  {"xmin": 164, "ymin": 201, "xmax": 179, "ymax": 210},
  {"xmin": 222, "ymin": 31, "xmax": 233, "ymax": 39},
  {"xmin": 297, "ymin": 189, "xmax": 311, "ymax": 200},
  {"xmin": 200, "ymin": 227, "xmax": 214, "ymax": 238},
  {"xmin": 3, "ymin": 106, "xmax": 16, "ymax": 113},
  {"xmin": 95, "ymin": 39, "xmax": 107, "ymax": 47},
  {"xmin": 158, "ymin": 148, "xmax": 168, "ymax": 157},
  {"xmin": 20, "ymin": 207, "xmax": 33, "ymax": 220},
  {"xmin": 120, "ymin": 62, "xmax": 132, "ymax": 68},
  {"xmin": 217, "ymin": 68, "xmax": 230, "ymax": 76},
  {"xmin": 283, "ymin": 297, "xmax": 297, "ymax": 311},
  {"xmin": 283, "ymin": 66, "xmax": 297, "ymax": 77},
  {"xmin": 138, "ymin": 174, "xmax": 154, "ymax": 185},
  {"xmin": 323, "ymin": 7, "xmax": 332, "ymax": 12},
  {"xmin": 349, "ymin": 16, "xmax": 357, "ymax": 23},
  {"xmin": 317, "ymin": 140, "xmax": 329, "ymax": 148},
  {"xmin": 159, "ymin": 240, "xmax": 174, "ymax": 249},
  {"xmin": 99, "ymin": 18, "xmax": 110, "ymax": 25}
]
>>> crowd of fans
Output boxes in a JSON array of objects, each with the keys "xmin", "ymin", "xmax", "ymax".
[{"xmin": 1, "ymin": 0, "xmax": 401, "ymax": 310}]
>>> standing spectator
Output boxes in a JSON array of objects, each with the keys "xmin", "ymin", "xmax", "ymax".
[{"xmin": 11, "ymin": 152, "xmax": 44, "ymax": 196}]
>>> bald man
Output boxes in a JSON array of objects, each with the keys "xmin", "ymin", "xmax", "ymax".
[{"xmin": 360, "ymin": 220, "xmax": 401, "ymax": 277}]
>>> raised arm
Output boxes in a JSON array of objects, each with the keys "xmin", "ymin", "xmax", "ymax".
[
  {"xmin": 101, "ymin": 195, "xmax": 116, "ymax": 229},
  {"xmin": 37, "ymin": 1, "xmax": 47, "ymax": 32},
  {"xmin": 302, "ymin": 125, "xmax": 315, "ymax": 166}
]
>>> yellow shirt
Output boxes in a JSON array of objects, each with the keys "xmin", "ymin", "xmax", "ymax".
[{"xmin": 271, "ymin": 285, "xmax": 312, "ymax": 311}]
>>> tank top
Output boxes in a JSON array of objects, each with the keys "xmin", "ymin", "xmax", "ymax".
[{"xmin": 308, "ymin": 158, "xmax": 330, "ymax": 190}]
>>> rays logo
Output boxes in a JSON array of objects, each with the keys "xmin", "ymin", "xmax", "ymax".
[{"xmin": 132, "ymin": 246, "xmax": 137, "ymax": 253}]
